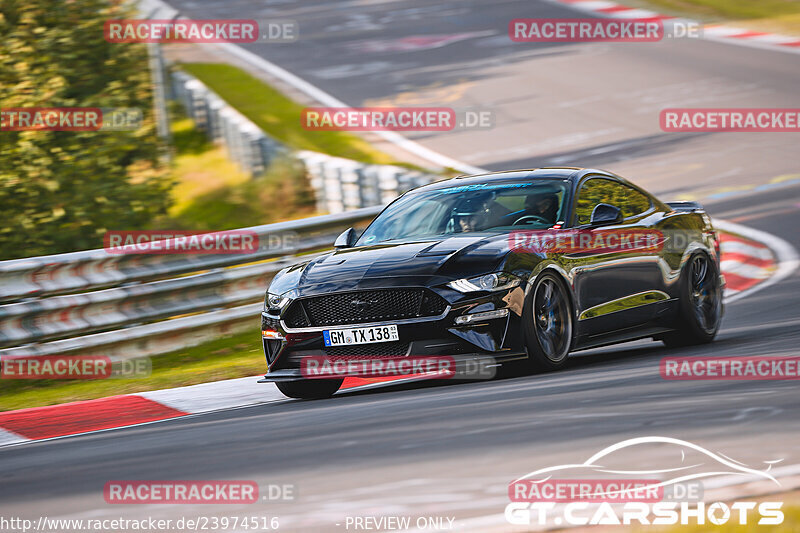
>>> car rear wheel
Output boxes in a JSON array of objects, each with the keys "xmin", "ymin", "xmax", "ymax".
[
  {"xmin": 275, "ymin": 379, "xmax": 343, "ymax": 399},
  {"xmin": 663, "ymin": 253, "xmax": 722, "ymax": 347},
  {"xmin": 521, "ymin": 272, "xmax": 574, "ymax": 372}
]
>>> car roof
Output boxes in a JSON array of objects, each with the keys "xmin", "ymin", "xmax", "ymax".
[{"xmin": 415, "ymin": 167, "xmax": 627, "ymax": 193}]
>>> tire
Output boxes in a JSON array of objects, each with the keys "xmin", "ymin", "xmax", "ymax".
[
  {"xmin": 275, "ymin": 379, "xmax": 343, "ymax": 399},
  {"xmin": 663, "ymin": 252, "xmax": 722, "ymax": 348},
  {"xmin": 520, "ymin": 272, "xmax": 574, "ymax": 373}
]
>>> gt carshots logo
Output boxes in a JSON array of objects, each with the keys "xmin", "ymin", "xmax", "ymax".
[{"xmin": 505, "ymin": 437, "xmax": 784, "ymax": 526}]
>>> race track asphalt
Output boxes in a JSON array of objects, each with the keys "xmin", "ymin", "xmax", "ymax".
[{"xmin": 2, "ymin": 185, "xmax": 798, "ymax": 531}]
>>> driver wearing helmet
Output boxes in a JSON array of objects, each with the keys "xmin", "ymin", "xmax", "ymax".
[
  {"xmin": 501, "ymin": 191, "xmax": 560, "ymax": 225},
  {"xmin": 525, "ymin": 192, "xmax": 559, "ymax": 223},
  {"xmin": 451, "ymin": 197, "xmax": 489, "ymax": 233}
]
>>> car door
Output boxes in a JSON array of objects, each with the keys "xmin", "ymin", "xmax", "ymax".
[{"xmin": 567, "ymin": 176, "xmax": 665, "ymax": 335}]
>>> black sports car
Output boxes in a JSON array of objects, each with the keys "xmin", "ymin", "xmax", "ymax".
[{"xmin": 259, "ymin": 168, "xmax": 724, "ymax": 399}]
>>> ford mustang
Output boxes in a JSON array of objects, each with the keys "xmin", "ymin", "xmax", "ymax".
[{"xmin": 259, "ymin": 168, "xmax": 723, "ymax": 398}]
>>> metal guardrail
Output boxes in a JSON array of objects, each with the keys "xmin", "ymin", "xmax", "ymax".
[
  {"xmin": 0, "ymin": 0, "xmax": 434, "ymax": 360},
  {"xmin": 0, "ymin": 207, "xmax": 383, "ymax": 358},
  {"xmin": 0, "ymin": 207, "xmax": 381, "ymax": 303},
  {"xmin": 0, "ymin": 259, "xmax": 290, "ymax": 348}
]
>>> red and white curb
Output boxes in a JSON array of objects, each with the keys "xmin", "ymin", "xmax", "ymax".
[
  {"xmin": 715, "ymin": 219, "xmax": 799, "ymax": 303},
  {"xmin": 548, "ymin": 0, "xmax": 800, "ymax": 54},
  {"xmin": 551, "ymin": 0, "xmax": 672, "ymax": 21},
  {"xmin": 720, "ymin": 233, "xmax": 774, "ymax": 296},
  {"xmin": 0, "ymin": 375, "xmax": 437, "ymax": 447},
  {"xmin": 0, "ymin": 221, "xmax": 795, "ymax": 448}
]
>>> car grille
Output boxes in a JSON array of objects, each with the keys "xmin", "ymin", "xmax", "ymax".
[
  {"xmin": 285, "ymin": 342, "xmax": 411, "ymax": 368},
  {"xmin": 324, "ymin": 342, "xmax": 410, "ymax": 358},
  {"xmin": 283, "ymin": 288, "xmax": 448, "ymax": 328}
]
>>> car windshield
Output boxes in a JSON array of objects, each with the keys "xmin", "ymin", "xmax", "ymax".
[{"xmin": 357, "ymin": 179, "xmax": 570, "ymax": 245}]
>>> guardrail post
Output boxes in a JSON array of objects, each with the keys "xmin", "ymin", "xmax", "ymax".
[
  {"xmin": 377, "ymin": 167, "xmax": 400, "ymax": 205},
  {"xmin": 340, "ymin": 163, "xmax": 363, "ymax": 210},
  {"xmin": 206, "ymin": 95, "xmax": 225, "ymax": 143},
  {"xmin": 185, "ymin": 80, "xmax": 209, "ymax": 132},
  {"xmin": 323, "ymin": 162, "xmax": 345, "ymax": 214}
]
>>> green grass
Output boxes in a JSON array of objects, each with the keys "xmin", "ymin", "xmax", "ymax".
[
  {"xmin": 167, "ymin": 115, "xmax": 251, "ymax": 216},
  {"xmin": 0, "ymin": 327, "xmax": 265, "ymax": 412},
  {"xmin": 155, "ymin": 109, "xmax": 317, "ymax": 229},
  {"xmin": 632, "ymin": 0, "xmax": 800, "ymax": 35},
  {"xmin": 180, "ymin": 62, "xmax": 403, "ymax": 165},
  {"xmin": 162, "ymin": 151, "xmax": 318, "ymax": 230},
  {"xmin": 636, "ymin": 0, "xmax": 800, "ymax": 20}
]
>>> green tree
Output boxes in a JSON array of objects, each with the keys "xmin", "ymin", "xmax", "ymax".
[{"xmin": 0, "ymin": 0, "xmax": 173, "ymax": 259}]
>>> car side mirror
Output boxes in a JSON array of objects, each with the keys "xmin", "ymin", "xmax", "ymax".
[
  {"xmin": 334, "ymin": 228, "xmax": 358, "ymax": 248},
  {"xmin": 590, "ymin": 203, "xmax": 623, "ymax": 226}
]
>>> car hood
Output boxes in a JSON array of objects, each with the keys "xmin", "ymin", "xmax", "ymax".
[{"xmin": 270, "ymin": 233, "xmax": 511, "ymax": 296}]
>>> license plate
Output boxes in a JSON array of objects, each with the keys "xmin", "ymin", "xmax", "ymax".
[{"xmin": 323, "ymin": 325, "xmax": 399, "ymax": 346}]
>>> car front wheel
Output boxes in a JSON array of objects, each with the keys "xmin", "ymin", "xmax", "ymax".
[{"xmin": 521, "ymin": 272, "xmax": 574, "ymax": 372}]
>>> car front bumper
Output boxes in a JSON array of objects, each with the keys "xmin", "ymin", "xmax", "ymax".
[{"xmin": 259, "ymin": 284, "xmax": 529, "ymax": 381}]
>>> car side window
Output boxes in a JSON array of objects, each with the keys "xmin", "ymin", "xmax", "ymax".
[
  {"xmin": 574, "ymin": 178, "xmax": 652, "ymax": 225},
  {"xmin": 621, "ymin": 186, "xmax": 652, "ymax": 218}
]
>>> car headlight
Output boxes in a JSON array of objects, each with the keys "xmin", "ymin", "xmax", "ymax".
[
  {"xmin": 447, "ymin": 272, "xmax": 520, "ymax": 293},
  {"xmin": 264, "ymin": 290, "xmax": 294, "ymax": 312}
]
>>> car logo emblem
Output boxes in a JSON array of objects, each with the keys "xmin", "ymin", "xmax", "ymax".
[{"xmin": 351, "ymin": 299, "xmax": 376, "ymax": 314}]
